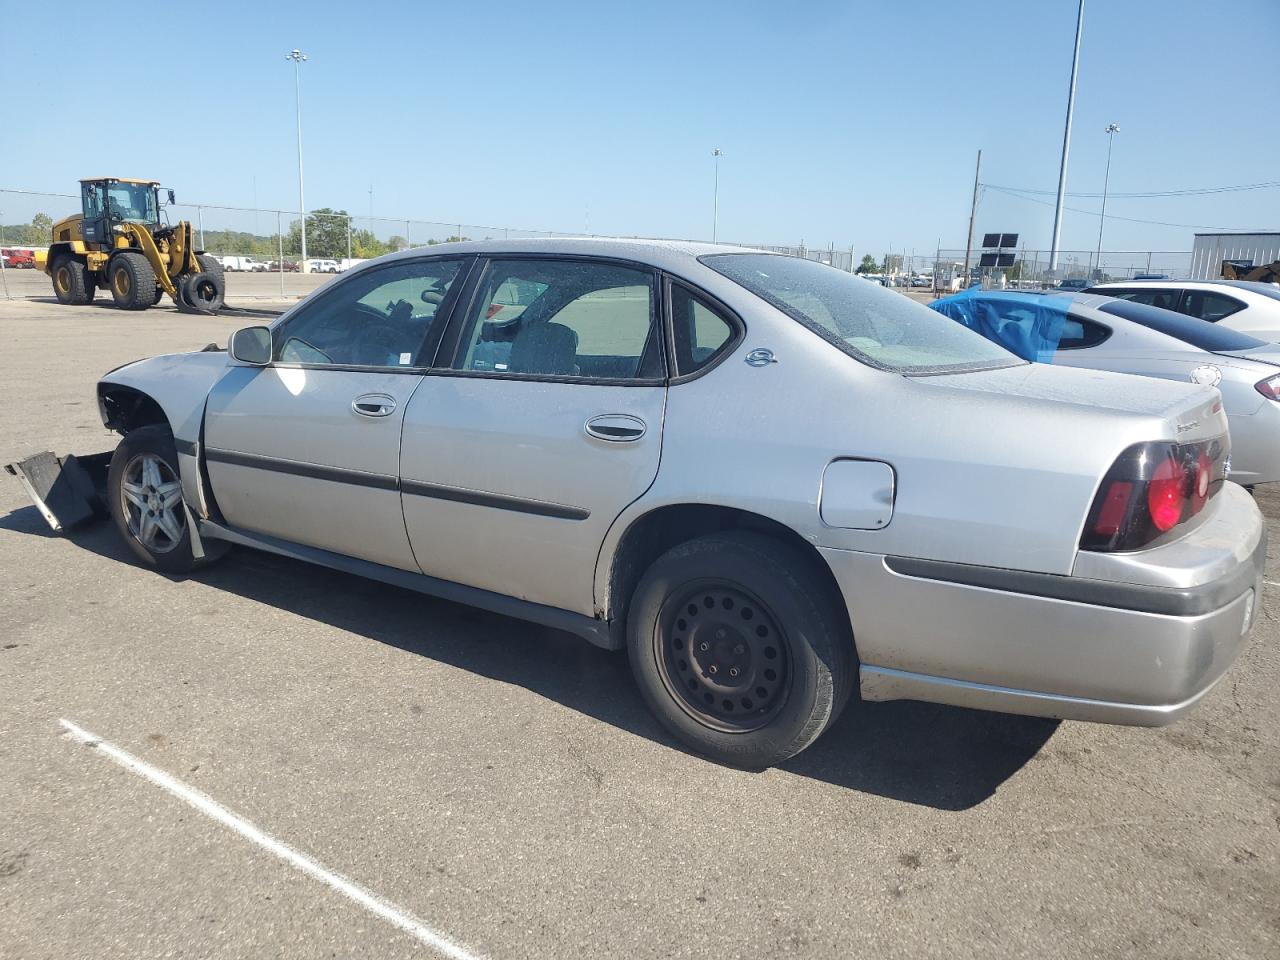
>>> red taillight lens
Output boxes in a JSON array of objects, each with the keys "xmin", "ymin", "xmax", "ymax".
[
  {"xmin": 1093, "ymin": 481, "xmax": 1134, "ymax": 537},
  {"xmin": 1257, "ymin": 375, "xmax": 1280, "ymax": 400},
  {"xmin": 1147, "ymin": 456, "xmax": 1187, "ymax": 532}
]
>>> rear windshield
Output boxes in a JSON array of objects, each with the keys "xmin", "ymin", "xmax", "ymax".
[
  {"xmin": 1095, "ymin": 299, "xmax": 1267, "ymax": 351},
  {"xmin": 1231, "ymin": 281, "xmax": 1280, "ymax": 302},
  {"xmin": 701, "ymin": 254, "xmax": 1019, "ymax": 374}
]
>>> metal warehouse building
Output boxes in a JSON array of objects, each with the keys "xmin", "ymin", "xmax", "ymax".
[{"xmin": 1190, "ymin": 232, "xmax": 1280, "ymax": 279}]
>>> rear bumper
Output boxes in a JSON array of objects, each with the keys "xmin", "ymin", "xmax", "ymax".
[{"xmin": 820, "ymin": 488, "xmax": 1267, "ymax": 726}]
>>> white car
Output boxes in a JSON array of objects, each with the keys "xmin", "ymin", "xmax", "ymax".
[
  {"xmin": 1087, "ymin": 280, "xmax": 1280, "ymax": 342},
  {"xmin": 304, "ymin": 258, "xmax": 340, "ymax": 274}
]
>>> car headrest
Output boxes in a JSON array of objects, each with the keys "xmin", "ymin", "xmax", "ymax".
[{"xmin": 509, "ymin": 322, "xmax": 579, "ymax": 376}]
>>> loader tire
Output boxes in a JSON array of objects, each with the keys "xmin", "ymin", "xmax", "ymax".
[
  {"xmin": 197, "ymin": 254, "xmax": 225, "ymax": 286},
  {"xmin": 180, "ymin": 271, "xmax": 225, "ymax": 313},
  {"xmin": 109, "ymin": 252, "xmax": 157, "ymax": 310},
  {"xmin": 145, "ymin": 283, "xmax": 165, "ymax": 307},
  {"xmin": 52, "ymin": 256, "xmax": 92, "ymax": 305}
]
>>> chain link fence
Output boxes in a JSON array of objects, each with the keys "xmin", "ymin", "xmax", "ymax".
[
  {"xmin": 930, "ymin": 248, "xmax": 1193, "ymax": 293},
  {"xmin": 1, "ymin": 187, "xmax": 1198, "ymax": 301}
]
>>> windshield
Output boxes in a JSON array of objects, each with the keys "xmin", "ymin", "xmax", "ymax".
[
  {"xmin": 102, "ymin": 183, "xmax": 158, "ymax": 224},
  {"xmin": 701, "ymin": 253, "xmax": 1020, "ymax": 374},
  {"xmin": 1095, "ymin": 299, "xmax": 1268, "ymax": 351}
]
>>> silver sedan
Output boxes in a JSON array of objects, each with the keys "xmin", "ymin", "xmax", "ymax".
[
  {"xmin": 931, "ymin": 289, "xmax": 1280, "ymax": 486},
  {"xmin": 90, "ymin": 240, "xmax": 1265, "ymax": 767}
]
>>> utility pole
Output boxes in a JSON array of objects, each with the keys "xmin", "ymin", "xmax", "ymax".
[
  {"xmin": 1049, "ymin": 0, "xmax": 1085, "ymax": 273},
  {"xmin": 286, "ymin": 49, "xmax": 309, "ymax": 271},
  {"xmin": 712, "ymin": 148, "xmax": 723, "ymax": 242},
  {"xmin": 962, "ymin": 149, "xmax": 982, "ymax": 287},
  {"xmin": 1095, "ymin": 123, "xmax": 1120, "ymax": 277}
]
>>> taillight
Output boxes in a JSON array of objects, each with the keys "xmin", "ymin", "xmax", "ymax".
[
  {"xmin": 1256, "ymin": 374, "xmax": 1280, "ymax": 400},
  {"xmin": 1081, "ymin": 438, "xmax": 1229, "ymax": 551},
  {"xmin": 1147, "ymin": 455, "xmax": 1186, "ymax": 532}
]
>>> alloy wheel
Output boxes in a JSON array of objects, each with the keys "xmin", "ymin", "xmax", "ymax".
[{"xmin": 119, "ymin": 453, "xmax": 185, "ymax": 554}]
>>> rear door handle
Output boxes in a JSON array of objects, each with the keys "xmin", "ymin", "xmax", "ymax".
[
  {"xmin": 585, "ymin": 414, "xmax": 646, "ymax": 442},
  {"xmin": 352, "ymin": 393, "xmax": 397, "ymax": 418}
]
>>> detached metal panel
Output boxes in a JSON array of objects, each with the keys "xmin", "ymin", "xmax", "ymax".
[{"xmin": 1190, "ymin": 233, "xmax": 1280, "ymax": 279}]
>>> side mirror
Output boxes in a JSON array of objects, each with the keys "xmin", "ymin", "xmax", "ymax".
[
  {"xmin": 229, "ymin": 326, "xmax": 271, "ymax": 365},
  {"xmin": 167, "ymin": 189, "xmax": 176, "ymax": 205}
]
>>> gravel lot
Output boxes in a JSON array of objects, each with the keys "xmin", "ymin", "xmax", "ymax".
[{"xmin": 1, "ymin": 296, "xmax": 1277, "ymax": 959}]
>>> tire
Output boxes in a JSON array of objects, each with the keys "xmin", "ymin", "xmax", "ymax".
[
  {"xmin": 197, "ymin": 253, "xmax": 225, "ymax": 287},
  {"xmin": 51, "ymin": 256, "xmax": 92, "ymax": 305},
  {"xmin": 109, "ymin": 252, "xmax": 157, "ymax": 310},
  {"xmin": 84, "ymin": 273, "xmax": 98, "ymax": 301},
  {"xmin": 145, "ymin": 283, "xmax": 165, "ymax": 307},
  {"xmin": 107, "ymin": 424, "xmax": 227, "ymax": 574},
  {"xmin": 627, "ymin": 531, "xmax": 855, "ymax": 769},
  {"xmin": 179, "ymin": 271, "xmax": 225, "ymax": 312}
]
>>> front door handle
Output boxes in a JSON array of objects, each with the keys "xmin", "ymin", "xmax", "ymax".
[
  {"xmin": 352, "ymin": 393, "xmax": 397, "ymax": 418},
  {"xmin": 585, "ymin": 413, "xmax": 646, "ymax": 442}
]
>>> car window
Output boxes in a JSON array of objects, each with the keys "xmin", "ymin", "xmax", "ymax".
[
  {"xmin": 670, "ymin": 283, "xmax": 737, "ymax": 376},
  {"xmin": 704, "ymin": 254, "xmax": 1018, "ymax": 374},
  {"xmin": 1096, "ymin": 299, "xmax": 1267, "ymax": 351},
  {"xmin": 456, "ymin": 259, "xmax": 662, "ymax": 380},
  {"xmin": 1103, "ymin": 287, "xmax": 1182, "ymax": 311},
  {"xmin": 1179, "ymin": 290, "xmax": 1245, "ymax": 323},
  {"xmin": 1056, "ymin": 315, "xmax": 1111, "ymax": 350},
  {"xmin": 274, "ymin": 258, "xmax": 464, "ymax": 367}
]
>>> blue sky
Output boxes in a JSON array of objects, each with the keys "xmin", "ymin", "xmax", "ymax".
[{"xmin": 2, "ymin": 0, "xmax": 1277, "ymax": 255}]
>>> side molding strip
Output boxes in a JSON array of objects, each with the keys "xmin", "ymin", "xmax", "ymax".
[
  {"xmin": 400, "ymin": 479, "xmax": 590, "ymax": 521},
  {"xmin": 205, "ymin": 447, "xmax": 590, "ymax": 520}
]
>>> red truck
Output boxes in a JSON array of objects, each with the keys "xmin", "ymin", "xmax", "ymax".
[{"xmin": 1, "ymin": 248, "xmax": 36, "ymax": 268}]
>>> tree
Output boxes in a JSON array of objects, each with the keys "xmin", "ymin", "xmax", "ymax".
[
  {"xmin": 855, "ymin": 254, "xmax": 878, "ymax": 274},
  {"xmin": 286, "ymin": 208, "xmax": 353, "ymax": 258},
  {"xmin": 31, "ymin": 213, "xmax": 52, "ymax": 240}
]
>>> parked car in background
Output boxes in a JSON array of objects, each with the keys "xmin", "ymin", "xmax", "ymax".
[
  {"xmin": 1058, "ymin": 277, "xmax": 1090, "ymax": 290},
  {"xmin": 1, "ymin": 247, "xmax": 36, "ymax": 268},
  {"xmin": 218, "ymin": 255, "xmax": 269, "ymax": 273},
  {"xmin": 1087, "ymin": 279, "xmax": 1280, "ymax": 342},
  {"xmin": 304, "ymin": 258, "xmax": 340, "ymax": 273},
  {"xmin": 265, "ymin": 259, "xmax": 300, "ymax": 273},
  {"xmin": 337, "ymin": 258, "xmax": 369, "ymax": 273},
  {"xmin": 932, "ymin": 288, "xmax": 1280, "ymax": 486},
  {"xmin": 91, "ymin": 239, "xmax": 1264, "ymax": 768}
]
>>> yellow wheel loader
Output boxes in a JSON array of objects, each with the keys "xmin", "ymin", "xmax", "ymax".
[{"xmin": 37, "ymin": 178, "xmax": 225, "ymax": 313}]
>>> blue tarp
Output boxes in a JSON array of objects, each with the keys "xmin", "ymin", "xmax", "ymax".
[{"xmin": 929, "ymin": 287, "xmax": 1072, "ymax": 362}]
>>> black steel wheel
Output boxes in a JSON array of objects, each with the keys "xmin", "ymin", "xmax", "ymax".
[
  {"xmin": 655, "ymin": 580, "xmax": 791, "ymax": 733},
  {"xmin": 627, "ymin": 531, "xmax": 855, "ymax": 769}
]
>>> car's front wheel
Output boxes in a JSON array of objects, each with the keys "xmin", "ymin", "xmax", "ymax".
[
  {"xmin": 107, "ymin": 425, "xmax": 225, "ymax": 573},
  {"xmin": 627, "ymin": 531, "xmax": 854, "ymax": 768}
]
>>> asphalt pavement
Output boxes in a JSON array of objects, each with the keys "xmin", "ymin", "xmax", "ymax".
[{"xmin": 1, "ymin": 297, "xmax": 1277, "ymax": 959}]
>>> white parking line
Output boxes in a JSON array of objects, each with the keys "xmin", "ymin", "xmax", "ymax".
[{"xmin": 59, "ymin": 718, "xmax": 485, "ymax": 960}]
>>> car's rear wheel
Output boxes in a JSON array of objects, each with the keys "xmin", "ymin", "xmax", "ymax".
[
  {"xmin": 107, "ymin": 425, "xmax": 226, "ymax": 573},
  {"xmin": 627, "ymin": 531, "xmax": 854, "ymax": 769}
]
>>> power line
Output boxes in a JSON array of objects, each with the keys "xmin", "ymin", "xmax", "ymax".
[
  {"xmin": 983, "ymin": 179, "xmax": 1280, "ymax": 199},
  {"xmin": 984, "ymin": 184, "xmax": 1273, "ymax": 231}
]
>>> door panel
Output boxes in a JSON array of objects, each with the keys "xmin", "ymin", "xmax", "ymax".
[
  {"xmin": 204, "ymin": 366, "xmax": 423, "ymax": 570},
  {"xmin": 400, "ymin": 377, "xmax": 665, "ymax": 614}
]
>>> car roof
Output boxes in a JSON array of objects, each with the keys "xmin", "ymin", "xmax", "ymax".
[
  {"xmin": 1091, "ymin": 278, "xmax": 1268, "ymax": 289},
  {"xmin": 376, "ymin": 236, "xmax": 769, "ymax": 271}
]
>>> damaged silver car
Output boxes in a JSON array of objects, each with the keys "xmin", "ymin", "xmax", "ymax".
[{"xmin": 23, "ymin": 239, "xmax": 1265, "ymax": 768}]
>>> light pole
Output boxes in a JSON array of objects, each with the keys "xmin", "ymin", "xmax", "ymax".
[
  {"xmin": 286, "ymin": 49, "xmax": 308, "ymax": 272},
  {"xmin": 1049, "ymin": 0, "xmax": 1085, "ymax": 274},
  {"xmin": 712, "ymin": 148, "xmax": 723, "ymax": 242},
  {"xmin": 1094, "ymin": 123, "xmax": 1120, "ymax": 277}
]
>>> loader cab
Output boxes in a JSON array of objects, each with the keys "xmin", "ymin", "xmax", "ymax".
[{"xmin": 80, "ymin": 178, "xmax": 162, "ymax": 246}]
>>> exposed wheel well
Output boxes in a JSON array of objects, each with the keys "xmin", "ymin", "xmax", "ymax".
[
  {"xmin": 98, "ymin": 385, "xmax": 169, "ymax": 435},
  {"xmin": 605, "ymin": 504, "xmax": 854, "ymax": 652}
]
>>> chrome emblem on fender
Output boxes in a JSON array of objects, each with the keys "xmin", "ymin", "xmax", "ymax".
[{"xmin": 745, "ymin": 348, "xmax": 777, "ymax": 367}]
